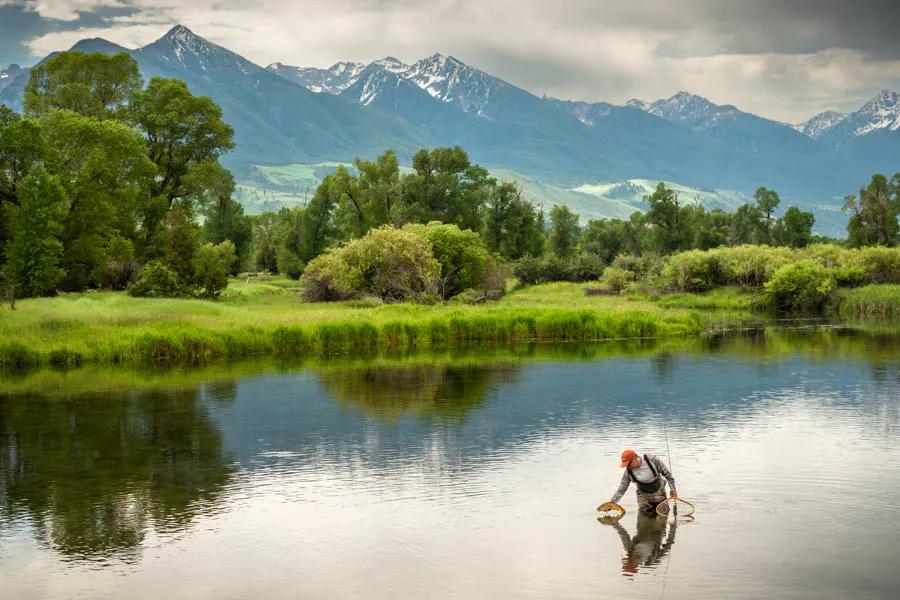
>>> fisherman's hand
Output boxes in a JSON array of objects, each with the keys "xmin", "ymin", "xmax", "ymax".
[{"xmin": 669, "ymin": 491, "xmax": 678, "ymax": 499}]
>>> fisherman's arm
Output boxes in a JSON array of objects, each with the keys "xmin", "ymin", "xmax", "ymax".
[
  {"xmin": 651, "ymin": 454, "xmax": 678, "ymax": 498},
  {"xmin": 610, "ymin": 470, "xmax": 631, "ymax": 504}
]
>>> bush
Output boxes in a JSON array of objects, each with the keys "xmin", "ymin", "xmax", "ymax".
[
  {"xmin": 128, "ymin": 261, "xmax": 183, "ymax": 298},
  {"xmin": 599, "ymin": 267, "xmax": 636, "ymax": 294},
  {"xmin": 660, "ymin": 250, "xmax": 721, "ymax": 292},
  {"xmin": 764, "ymin": 260, "xmax": 836, "ymax": 313},
  {"xmin": 513, "ymin": 256, "xmax": 544, "ymax": 285},
  {"xmin": 192, "ymin": 242, "xmax": 231, "ymax": 299},
  {"xmin": 610, "ymin": 254, "xmax": 662, "ymax": 279},
  {"xmin": 571, "ymin": 253, "xmax": 606, "ymax": 282},
  {"xmin": 405, "ymin": 222, "xmax": 487, "ymax": 298},
  {"xmin": 300, "ymin": 251, "xmax": 356, "ymax": 302},
  {"xmin": 301, "ymin": 226, "xmax": 440, "ymax": 302},
  {"xmin": 857, "ymin": 247, "xmax": 900, "ymax": 284},
  {"xmin": 714, "ymin": 245, "xmax": 792, "ymax": 287}
]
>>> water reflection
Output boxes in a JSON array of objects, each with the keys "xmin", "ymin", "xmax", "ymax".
[
  {"xmin": 315, "ymin": 361, "xmax": 519, "ymax": 422},
  {"xmin": 0, "ymin": 329, "xmax": 898, "ymax": 600},
  {"xmin": 0, "ymin": 388, "xmax": 233, "ymax": 562},
  {"xmin": 603, "ymin": 514, "xmax": 678, "ymax": 577}
]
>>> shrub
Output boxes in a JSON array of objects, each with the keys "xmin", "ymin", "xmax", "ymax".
[
  {"xmin": 610, "ymin": 254, "xmax": 662, "ymax": 279},
  {"xmin": 715, "ymin": 245, "xmax": 793, "ymax": 287},
  {"xmin": 301, "ymin": 251, "xmax": 357, "ymax": 302},
  {"xmin": 661, "ymin": 250, "xmax": 722, "ymax": 292},
  {"xmin": 128, "ymin": 261, "xmax": 183, "ymax": 298},
  {"xmin": 599, "ymin": 267, "xmax": 636, "ymax": 294},
  {"xmin": 301, "ymin": 226, "xmax": 440, "ymax": 302},
  {"xmin": 540, "ymin": 256, "xmax": 574, "ymax": 282},
  {"xmin": 405, "ymin": 222, "xmax": 488, "ymax": 298},
  {"xmin": 857, "ymin": 247, "xmax": 900, "ymax": 284},
  {"xmin": 513, "ymin": 256, "xmax": 543, "ymax": 285},
  {"xmin": 764, "ymin": 260, "xmax": 836, "ymax": 313},
  {"xmin": 570, "ymin": 253, "xmax": 606, "ymax": 282},
  {"xmin": 192, "ymin": 242, "xmax": 231, "ymax": 299}
]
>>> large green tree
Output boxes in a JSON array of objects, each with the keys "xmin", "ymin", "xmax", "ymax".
[
  {"xmin": 843, "ymin": 173, "xmax": 899, "ymax": 247},
  {"xmin": 40, "ymin": 109, "xmax": 155, "ymax": 290},
  {"xmin": 24, "ymin": 51, "xmax": 141, "ymax": 121},
  {"xmin": 483, "ymin": 182, "xmax": 545, "ymax": 260},
  {"xmin": 3, "ymin": 165, "xmax": 67, "ymax": 297},
  {"xmin": 549, "ymin": 204, "xmax": 580, "ymax": 259},
  {"xmin": 754, "ymin": 186, "xmax": 781, "ymax": 243},
  {"xmin": 646, "ymin": 182, "xmax": 690, "ymax": 254},
  {"xmin": 773, "ymin": 206, "xmax": 815, "ymax": 248},
  {"xmin": 399, "ymin": 146, "xmax": 492, "ymax": 231}
]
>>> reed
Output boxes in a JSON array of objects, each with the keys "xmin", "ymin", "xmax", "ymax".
[
  {"xmin": 838, "ymin": 285, "xmax": 900, "ymax": 320},
  {"xmin": 0, "ymin": 284, "xmax": 717, "ymax": 368}
]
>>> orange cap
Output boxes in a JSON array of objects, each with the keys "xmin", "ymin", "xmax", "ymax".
[{"xmin": 620, "ymin": 449, "xmax": 637, "ymax": 467}]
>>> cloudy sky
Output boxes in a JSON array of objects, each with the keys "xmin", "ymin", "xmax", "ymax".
[{"xmin": 2, "ymin": 0, "xmax": 900, "ymax": 122}]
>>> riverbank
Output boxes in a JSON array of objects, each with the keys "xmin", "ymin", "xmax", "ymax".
[{"xmin": 0, "ymin": 280, "xmax": 894, "ymax": 369}]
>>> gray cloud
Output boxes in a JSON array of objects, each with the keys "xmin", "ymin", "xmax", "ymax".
[{"xmin": 4, "ymin": 0, "xmax": 900, "ymax": 121}]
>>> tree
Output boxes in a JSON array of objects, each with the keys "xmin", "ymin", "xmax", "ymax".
[
  {"xmin": 549, "ymin": 204, "xmax": 579, "ymax": 259},
  {"xmin": 251, "ymin": 213, "xmax": 279, "ymax": 274},
  {"xmin": 729, "ymin": 203, "xmax": 764, "ymax": 245},
  {"xmin": 164, "ymin": 204, "xmax": 202, "ymax": 284},
  {"xmin": 773, "ymin": 207, "xmax": 815, "ymax": 248},
  {"xmin": 691, "ymin": 207, "xmax": 730, "ymax": 250},
  {"xmin": 39, "ymin": 109, "xmax": 155, "ymax": 290},
  {"xmin": 399, "ymin": 146, "xmax": 492, "ymax": 231},
  {"xmin": 203, "ymin": 174, "xmax": 252, "ymax": 275},
  {"xmin": 581, "ymin": 218, "xmax": 626, "ymax": 263},
  {"xmin": 333, "ymin": 151, "xmax": 401, "ymax": 239},
  {"xmin": 24, "ymin": 51, "xmax": 142, "ymax": 121},
  {"xmin": 645, "ymin": 183, "xmax": 689, "ymax": 254},
  {"xmin": 0, "ymin": 107, "xmax": 44, "ymax": 257},
  {"xmin": 483, "ymin": 183, "xmax": 545, "ymax": 259},
  {"xmin": 843, "ymin": 173, "xmax": 899, "ymax": 247},
  {"xmin": 3, "ymin": 165, "xmax": 67, "ymax": 297},
  {"xmin": 754, "ymin": 186, "xmax": 781, "ymax": 243},
  {"xmin": 133, "ymin": 77, "xmax": 234, "ymax": 208}
]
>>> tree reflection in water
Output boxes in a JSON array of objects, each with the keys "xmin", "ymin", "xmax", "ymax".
[
  {"xmin": 315, "ymin": 361, "xmax": 520, "ymax": 422},
  {"xmin": 0, "ymin": 387, "xmax": 233, "ymax": 562}
]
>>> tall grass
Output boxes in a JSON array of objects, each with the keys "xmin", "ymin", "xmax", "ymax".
[
  {"xmin": 0, "ymin": 286, "xmax": 713, "ymax": 368},
  {"xmin": 838, "ymin": 285, "xmax": 900, "ymax": 320}
]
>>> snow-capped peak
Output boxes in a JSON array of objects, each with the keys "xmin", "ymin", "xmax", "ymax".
[
  {"xmin": 848, "ymin": 89, "xmax": 900, "ymax": 135},
  {"xmin": 268, "ymin": 52, "xmax": 507, "ymax": 116},
  {"xmin": 627, "ymin": 91, "xmax": 736, "ymax": 131},
  {"xmin": 792, "ymin": 110, "xmax": 846, "ymax": 139},
  {"xmin": 142, "ymin": 24, "xmax": 260, "ymax": 74},
  {"xmin": 372, "ymin": 56, "xmax": 408, "ymax": 73}
]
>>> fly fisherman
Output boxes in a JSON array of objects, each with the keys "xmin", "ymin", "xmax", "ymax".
[{"xmin": 608, "ymin": 449, "xmax": 677, "ymax": 514}]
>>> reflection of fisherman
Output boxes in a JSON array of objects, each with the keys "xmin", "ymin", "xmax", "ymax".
[
  {"xmin": 609, "ymin": 449, "xmax": 677, "ymax": 514},
  {"xmin": 609, "ymin": 513, "xmax": 677, "ymax": 575}
]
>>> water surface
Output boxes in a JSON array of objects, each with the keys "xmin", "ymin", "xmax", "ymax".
[{"xmin": 1, "ymin": 329, "xmax": 899, "ymax": 599}]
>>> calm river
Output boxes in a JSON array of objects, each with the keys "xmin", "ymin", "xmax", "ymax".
[{"xmin": 1, "ymin": 329, "xmax": 899, "ymax": 599}]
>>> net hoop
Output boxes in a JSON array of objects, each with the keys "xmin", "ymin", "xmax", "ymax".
[
  {"xmin": 655, "ymin": 497, "xmax": 695, "ymax": 518},
  {"xmin": 596, "ymin": 502, "xmax": 626, "ymax": 520}
]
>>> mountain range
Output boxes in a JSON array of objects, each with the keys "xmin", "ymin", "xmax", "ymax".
[{"xmin": 2, "ymin": 25, "xmax": 899, "ymax": 234}]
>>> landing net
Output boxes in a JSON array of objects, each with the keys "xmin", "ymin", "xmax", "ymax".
[{"xmin": 655, "ymin": 497, "xmax": 695, "ymax": 518}]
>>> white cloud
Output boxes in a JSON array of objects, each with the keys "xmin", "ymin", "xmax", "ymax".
[
  {"xmin": 20, "ymin": 0, "xmax": 126, "ymax": 21},
  {"xmin": 17, "ymin": 0, "xmax": 900, "ymax": 121}
]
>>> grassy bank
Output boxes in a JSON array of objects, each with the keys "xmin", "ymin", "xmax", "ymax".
[
  {"xmin": 838, "ymin": 285, "xmax": 900, "ymax": 320},
  {"xmin": 0, "ymin": 281, "xmax": 742, "ymax": 368}
]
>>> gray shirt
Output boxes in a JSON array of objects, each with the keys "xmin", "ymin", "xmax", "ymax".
[{"xmin": 610, "ymin": 453, "xmax": 676, "ymax": 504}]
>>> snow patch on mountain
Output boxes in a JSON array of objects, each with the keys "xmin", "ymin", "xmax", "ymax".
[
  {"xmin": 142, "ymin": 25, "xmax": 259, "ymax": 75},
  {"xmin": 792, "ymin": 110, "xmax": 846, "ymax": 139},
  {"xmin": 846, "ymin": 90, "xmax": 900, "ymax": 136},
  {"xmin": 626, "ymin": 91, "xmax": 740, "ymax": 132},
  {"xmin": 269, "ymin": 53, "xmax": 509, "ymax": 116}
]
